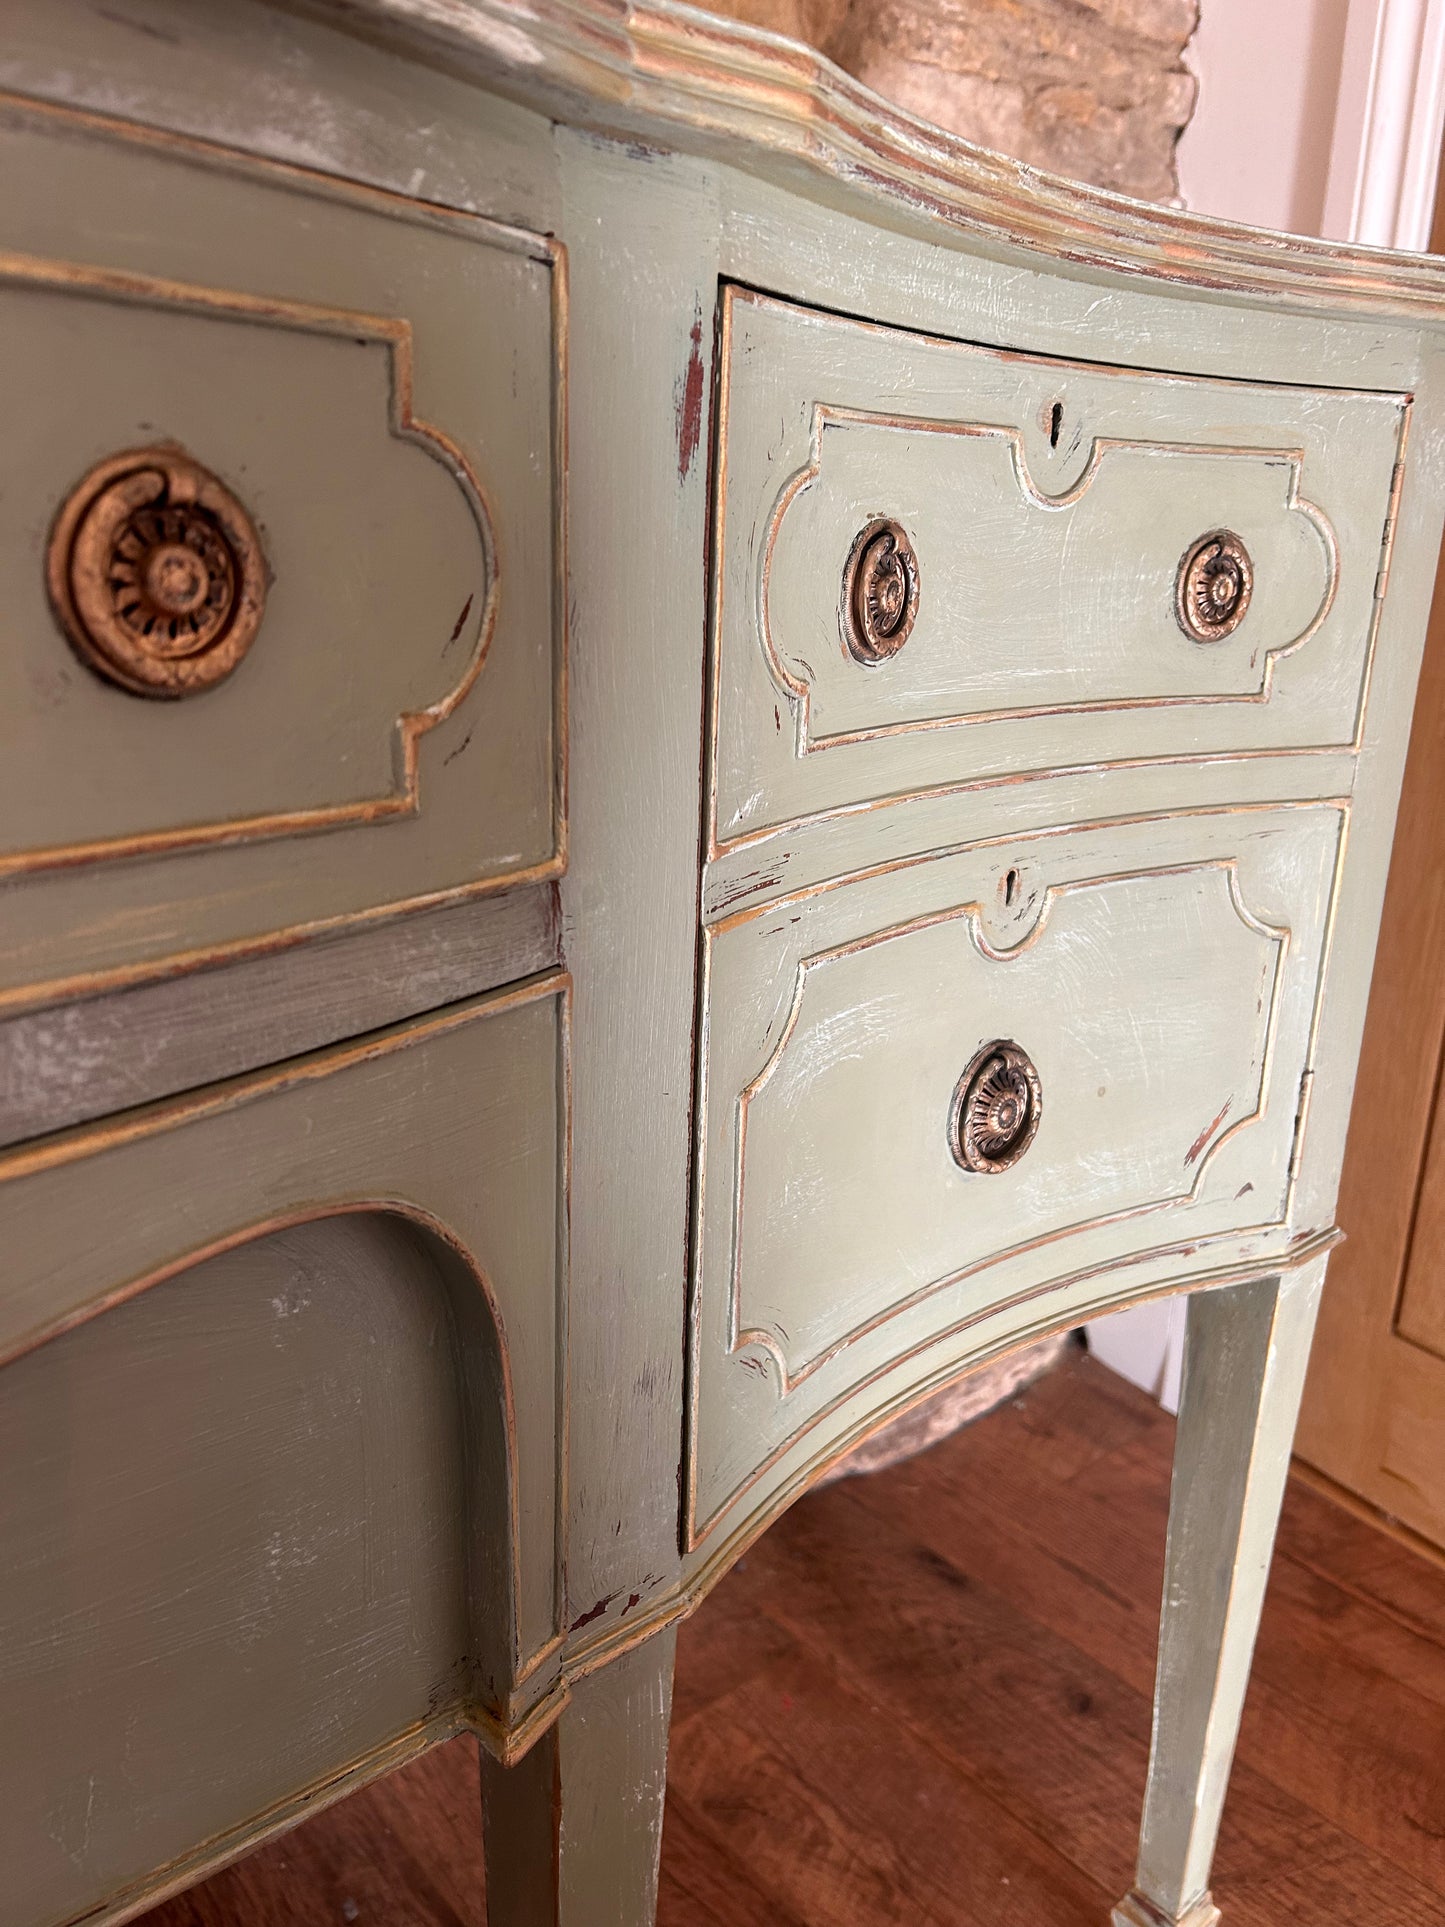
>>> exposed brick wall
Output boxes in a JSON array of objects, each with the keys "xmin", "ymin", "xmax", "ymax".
[{"xmin": 716, "ymin": 0, "xmax": 1200, "ymax": 201}]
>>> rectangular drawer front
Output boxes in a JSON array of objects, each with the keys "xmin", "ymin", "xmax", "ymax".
[
  {"xmin": 688, "ymin": 806, "xmax": 1340, "ymax": 1544},
  {"xmin": 711, "ymin": 286, "xmax": 1405, "ymax": 850},
  {"xmin": 0, "ymin": 100, "xmax": 561, "ymax": 1010}
]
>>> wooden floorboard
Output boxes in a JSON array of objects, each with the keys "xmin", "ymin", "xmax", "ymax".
[{"xmin": 138, "ymin": 1349, "xmax": 1445, "ymax": 1926}]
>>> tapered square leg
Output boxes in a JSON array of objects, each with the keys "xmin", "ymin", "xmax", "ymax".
[
  {"xmin": 1114, "ymin": 1261, "xmax": 1326, "ymax": 1927},
  {"xmin": 1112, "ymin": 1890, "xmax": 1221, "ymax": 1927},
  {"xmin": 482, "ymin": 1627, "xmax": 677, "ymax": 1927}
]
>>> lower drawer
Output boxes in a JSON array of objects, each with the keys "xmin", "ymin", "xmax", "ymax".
[{"xmin": 686, "ymin": 806, "xmax": 1341, "ymax": 1547}]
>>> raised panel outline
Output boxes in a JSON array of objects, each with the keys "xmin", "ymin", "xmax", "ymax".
[
  {"xmin": 725, "ymin": 858, "xmax": 1289, "ymax": 1391},
  {"xmin": 4, "ymin": 248, "xmax": 503, "ymax": 877},
  {"xmin": 759, "ymin": 405, "xmax": 1341, "ymax": 756},
  {"xmin": 685, "ymin": 801, "xmax": 1347, "ymax": 1548},
  {"xmin": 0, "ymin": 87, "xmax": 569, "ymax": 1020}
]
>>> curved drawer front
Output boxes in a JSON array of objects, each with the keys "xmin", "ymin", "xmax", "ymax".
[
  {"xmin": 687, "ymin": 806, "xmax": 1341, "ymax": 1544},
  {"xmin": 0, "ymin": 100, "xmax": 561, "ymax": 1008},
  {"xmin": 711, "ymin": 286, "xmax": 1405, "ymax": 850}
]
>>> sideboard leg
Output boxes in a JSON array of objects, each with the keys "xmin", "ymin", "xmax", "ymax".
[
  {"xmin": 1112, "ymin": 1261, "xmax": 1326, "ymax": 1927},
  {"xmin": 482, "ymin": 1626, "xmax": 678, "ymax": 1927}
]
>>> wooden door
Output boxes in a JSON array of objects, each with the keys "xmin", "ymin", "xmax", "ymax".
[{"xmin": 1295, "ymin": 334, "xmax": 1445, "ymax": 1546}]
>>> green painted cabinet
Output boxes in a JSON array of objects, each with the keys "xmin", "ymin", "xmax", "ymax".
[
  {"xmin": 710, "ymin": 285, "xmax": 1405, "ymax": 846},
  {"xmin": 0, "ymin": 97, "xmax": 563, "ymax": 1009},
  {"xmin": 2, "ymin": 2, "xmax": 1445, "ymax": 1924},
  {"xmin": 689, "ymin": 807, "xmax": 1341, "ymax": 1550}
]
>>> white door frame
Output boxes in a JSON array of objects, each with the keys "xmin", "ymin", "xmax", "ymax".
[{"xmin": 1325, "ymin": 0, "xmax": 1445, "ymax": 247}]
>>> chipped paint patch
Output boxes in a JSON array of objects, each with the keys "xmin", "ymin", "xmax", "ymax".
[
  {"xmin": 570, "ymin": 1591, "xmax": 617, "ymax": 1632},
  {"xmin": 675, "ymin": 307, "xmax": 705, "ymax": 482},
  {"xmin": 1186, "ymin": 1097, "xmax": 1233, "ymax": 1169}
]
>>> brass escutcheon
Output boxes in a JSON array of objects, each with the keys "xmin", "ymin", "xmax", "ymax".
[
  {"xmin": 950, "ymin": 1040, "xmax": 1043, "ymax": 1174},
  {"xmin": 1176, "ymin": 528, "xmax": 1252, "ymax": 642},
  {"xmin": 47, "ymin": 447, "xmax": 267, "ymax": 698},
  {"xmin": 843, "ymin": 518, "xmax": 919, "ymax": 664}
]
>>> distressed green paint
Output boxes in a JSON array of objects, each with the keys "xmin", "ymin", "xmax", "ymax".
[
  {"xmin": 689, "ymin": 808, "xmax": 1341, "ymax": 1545},
  {"xmin": 713, "ymin": 285, "xmax": 1405, "ymax": 847},
  {"xmin": 1, "ymin": 1, "xmax": 1443, "ymax": 1923},
  {"xmin": 0, "ymin": 98, "xmax": 561, "ymax": 1011},
  {"xmin": 0, "ymin": 984, "xmax": 568, "ymax": 1925}
]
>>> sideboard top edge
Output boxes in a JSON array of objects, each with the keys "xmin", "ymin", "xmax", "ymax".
[{"xmin": 286, "ymin": 0, "xmax": 1445, "ymax": 326}]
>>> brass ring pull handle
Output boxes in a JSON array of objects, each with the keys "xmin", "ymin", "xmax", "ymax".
[
  {"xmin": 950, "ymin": 1040, "xmax": 1042, "ymax": 1174},
  {"xmin": 1176, "ymin": 528, "xmax": 1252, "ymax": 642},
  {"xmin": 843, "ymin": 517, "xmax": 919, "ymax": 663},
  {"xmin": 47, "ymin": 447, "xmax": 267, "ymax": 698}
]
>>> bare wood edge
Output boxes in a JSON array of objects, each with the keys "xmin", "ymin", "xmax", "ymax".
[
  {"xmin": 291, "ymin": 0, "xmax": 1445, "ymax": 322},
  {"xmin": 553, "ymin": 969, "xmax": 575, "ymax": 1679},
  {"xmin": 1345, "ymin": 396, "xmax": 1415, "ymax": 755},
  {"xmin": 721, "ymin": 857, "xmax": 1295, "ymax": 1391},
  {"xmin": 552, "ymin": 235, "xmax": 572, "ymax": 881},
  {"xmin": 702, "ymin": 271, "xmax": 734, "ymax": 863}
]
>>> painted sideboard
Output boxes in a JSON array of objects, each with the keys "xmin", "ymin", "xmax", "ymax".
[{"xmin": 3, "ymin": 3, "xmax": 1445, "ymax": 1924}]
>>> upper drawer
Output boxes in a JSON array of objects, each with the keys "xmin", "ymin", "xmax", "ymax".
[
  {"xmin": 0, "ymin": 99, "xmax": 561, "ymax": 1011},
  {"xmin": 710, "ymin": 286, "xmax": 1406, "ymax": 852}
]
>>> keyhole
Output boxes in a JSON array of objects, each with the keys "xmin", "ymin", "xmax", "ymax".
[
  {"xmin": 1004, "ymin": 868, "xmax": 1020, "ymax": 906},
  {"xmin": 1048, "ymin": 401, "xmax": 1063, "ymax": 450}
]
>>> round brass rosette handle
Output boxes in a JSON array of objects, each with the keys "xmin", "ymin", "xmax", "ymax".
[
  {"xmin": 950, "ymin": 1040, "xmax": 1043, "ymax": 1175},
  {"xmin": 843, "ymin": 518, "xmax": 919, "ymax": 664},
  {"xmin": 1176, "ymin": 528, "xmax": 1252, "ymax": 642},
  {"xmin": 47, "ymin": 447, "xmax": 267, "ymax": 698}
]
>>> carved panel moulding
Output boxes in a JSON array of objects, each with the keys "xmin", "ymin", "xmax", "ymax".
[
  {"xmin": 686, "ymin": 805, "xmax": 1344, "ymax": 1541},
  {"xmin": 0, "ymin": 86, "xmax": 573, "ymax": 1028},
  {"xmin": 709, "ymin": 285, "xmax": 1408, "ymax": 855},
  {"xmin": 760, "ymin": 406, "xmax": 1339, "ymax": 749},
  {"xmin": 721, "ymin": 860, "xmax": 1290, "ymax": 1391},
  {"xmin": 1, "ymin": 248, "xmax": 502, "ymax": 877}
]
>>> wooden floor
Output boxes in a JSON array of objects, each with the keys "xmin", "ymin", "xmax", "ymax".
[{"xmin": 141, "ymin": 1349, "xmax": 1445, "ymax": 1926}]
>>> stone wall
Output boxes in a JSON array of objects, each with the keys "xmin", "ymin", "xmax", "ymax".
[{"xmin": 715, "ymin": 0, "xmax": 1200, "ymax": 202}]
